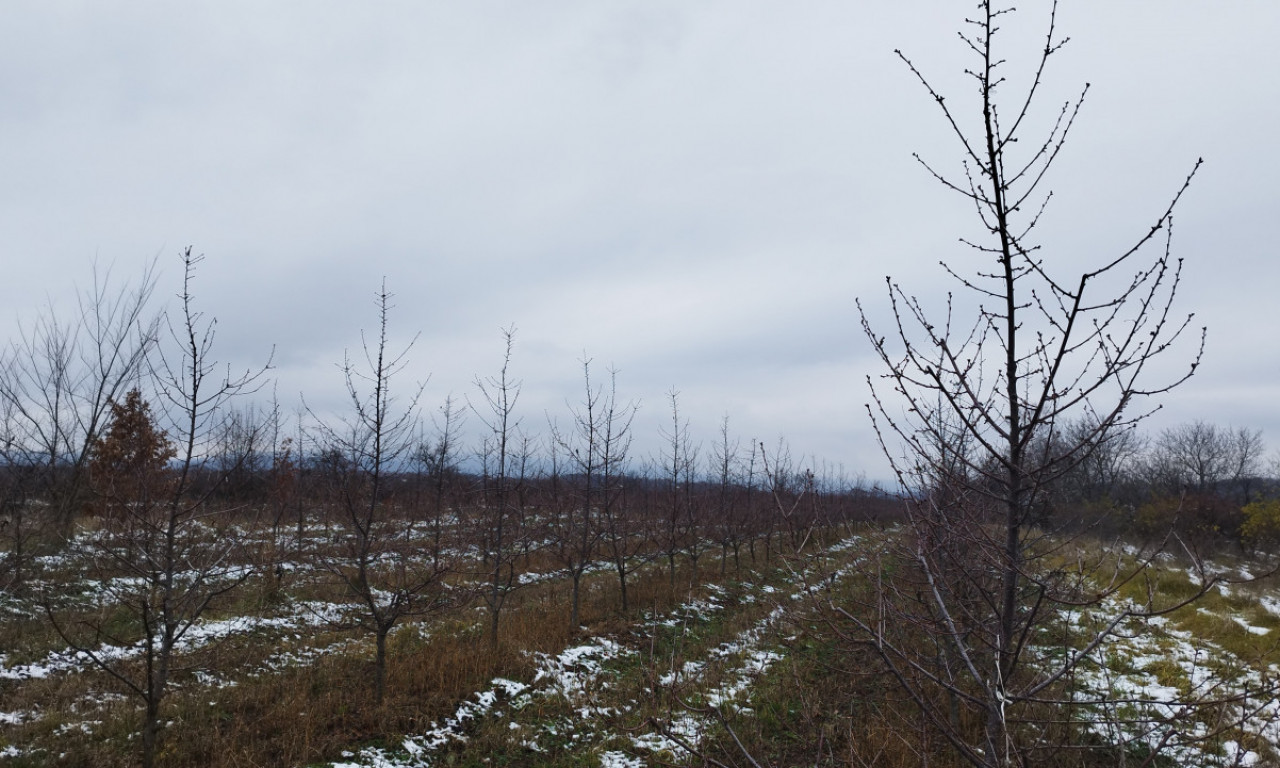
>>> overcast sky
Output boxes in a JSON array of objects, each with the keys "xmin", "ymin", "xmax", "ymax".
[{"xmin": 2, "ymin": 2, "xmax": 1277, "ymax": 484}]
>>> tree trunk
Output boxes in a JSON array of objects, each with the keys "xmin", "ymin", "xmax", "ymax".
[
  {"xmin": 141, "ymin": 696, "xmax": 161, "ymax": 768},
  {"xmin": 570, "ymin": 570, "xmax": 582, "ymax": 630},
  {"xmin": 615, "ymin": 559, "xmax": 629, "ymax": 612},
  {"xmin": 374, "ymin": 627, "xmax": 388, "ymax": 706}
]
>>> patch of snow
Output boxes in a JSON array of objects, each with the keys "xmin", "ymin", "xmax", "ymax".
[
  {"xmin": 1067, "ymin": 588, "xmax": 1280, "ymax": 766},
  {"xmin": 0, "ymin": 599, "xmax": 358, "ymax": 682},
  {"xmin": 1231, "ymin": 616, "xmax": 1271, "ymax": 635},
  {"xmin": 658, "ymin": 661, "xmax": 704, "ymax": 687},
  {"xmin": 599, "ymin": 750, "xmax": 644, "ymax": 768},
  {"xmin": 632, "ymin": 714, "xmax": 704, "ymax": 755},
  {"xmin": 0, "ymin": 710, "xmax": 34, "ymax": 725}
]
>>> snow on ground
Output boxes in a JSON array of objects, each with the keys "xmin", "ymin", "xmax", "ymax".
[
  {"xmin": 322, "ymin": 636, "xmax": 636, "ymax": 767},
  {"xmin": 532, "ymin": 638, "xmax": 633, "ymax": 711},
  {"xmin": 1231, "ymin": 615, "xmax": 1271, "ymax": 635},
  {"xmin": 309, "ymin": 539, "xmax": 872, "ymax": 768},
  {"xmin": 1067, "ymin": 594, "xmax": 1280, "ymax": 767},
  {"xmin": 599, "ymin": 751, "xmax": 645, "ymax": 768},
  {"xmin": 17, "ymin": 529, "xmax": 1278, "ymax": 767},
  {"xmin": 629, "ymin": 537, "xmax": 864, "ymax": 761},
  {"xmin": 0, "ymin": 599, "xmax": 356, "ymax": 682},
  {"xmin": 631, "ymin": 606, "xmax": 787, "ymax": 758}
]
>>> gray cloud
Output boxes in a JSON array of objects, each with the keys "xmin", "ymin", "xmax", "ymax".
[{"xmin": 2, "ymin": 2, "xmax": 1276, "ymax": 482}]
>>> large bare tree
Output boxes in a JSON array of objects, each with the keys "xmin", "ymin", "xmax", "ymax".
[
  {"xmin": 0, "ymin": 261, "xmax": 159, "ymax": 587},
  {"xmin": 1148, "ymin": 420, "xmax": 1264, "ymax": 498},
  {"xmin": 849, "ymin": 3, "xmax": 1268, "ymax": 765}
]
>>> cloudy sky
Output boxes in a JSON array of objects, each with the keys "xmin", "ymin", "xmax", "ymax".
[{"xmin": 2, "ymin": 2, "xmax": 1277, "ymax": 483}]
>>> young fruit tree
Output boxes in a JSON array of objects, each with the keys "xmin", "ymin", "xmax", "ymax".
[
  {"xmin": 469, "ymin": 325, "xmax": 535, "ymax": 652},
  {"xmin": 657, "ymin": 389, "xmax": 699, "ymax": 589},
  {"xmin": 46, "ymin": 249, "xmax": 270, "ymax": 768},
  {"xmin": 310, "ymin": 281, "xmax": 453, "ymax": 706},
  {"xmin": 548, "ymin": 357, "xmax": 636, "ymax": 629},
  {"xmin": 850, "ymin": 3, "xmax": 1275, "ymax": 765}
]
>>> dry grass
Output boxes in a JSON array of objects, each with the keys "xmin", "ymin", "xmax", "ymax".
[
  {"xmin": 1, "ymin": 538, "xmax": 727, "ymax": 767},
  {"xmin": 15, "ymin": 524, "xmax": 1271, "ymax": 767}
]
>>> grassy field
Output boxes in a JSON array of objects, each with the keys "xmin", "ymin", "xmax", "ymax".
[{"xmin": 3, "ymin": 523, "xmax": 1280, "ymax": 767}]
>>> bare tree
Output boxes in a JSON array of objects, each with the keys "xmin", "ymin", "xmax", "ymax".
[
  {"xmin": 657, "ymin": 389, "xmax": 698, "ymax": 589},
  {"xmin": 0, "ymin": 396, "xmax": 37, "ymax": 593},
  {"xmin": 470, "ymin": 325, "xmax": 534, "ymax": 651},
  {"xmin": 739, "ymin": 438, "xmax": 765, "ymax": 564},
  {"xmin": 310, "ymin": 280, "xmax": 452, "ymax": 705},
  {"xmin": 259, "ymin": 390, "xmax": 299, "ymax": 574},
  {"xmin": 759, "ymin": 437, "xmax": 813, "ymax": 554},
  {"xmin": 708, "ymin": 415, "xmax": 745, "ymax": 574},
  {"xmin": 1138, "ymin": 421, "xmax": 1266, "ymax": 539},
  {"xmin": 546, "ymin": 360, "xmax": 602, "ymax": 632},
  {"xmin": 210, "ymin": 403, "xmax": 267, "ymax": 501},
  {"xmin": 417, "ymin": 394, "xmax": 466, "ymax": 571},
  {"xmin": 1052, "ymin": 416, "xmax": 1147, "ymax": 506},
  {"xmin": 0, "ymin": 261, "xmax": 159, "ymax": 587},
  {"xmin": 47, "ymin": 248, "xmax": 270, "ymax": 768},
  {"xmin": 847, "ymin": 3, "xmax": 1264, "ymax": 765},
  {"xmin": 589, "ymin": 369, "xmax": 641, "ymax": 612},
  {"xmin": 549, "ymin": 357, "xmax": 636, "ymax": 629},
  {"xmin": 1148, "ymin": 421, "xmax": 1264, "ymax": 498}
]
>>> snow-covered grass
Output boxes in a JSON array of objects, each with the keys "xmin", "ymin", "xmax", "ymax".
[
  {"xmin": 0, "ymin": 599, "xmax": 358, "ymax": 684},
  {"xmin": 6, "ymin": 524, "xmax": 1280, "ymax": 768},
  {"xmin": 1, "ymin": 520, "xmax": 855, "ymax": 766},
  {"xmin": 303, "ymin": 536, "xmax": 870, "ymax": 768},
  {"xmin": 1058, "ymin": 560, "xmax": 1280, "ymax": 767}
]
